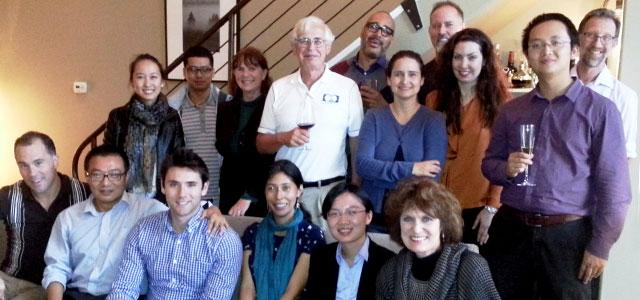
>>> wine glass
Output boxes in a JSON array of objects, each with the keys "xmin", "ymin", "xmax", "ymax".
[
  {"xmin": 517, "ymin": 124, "xmax": 535, "ymax": 186},
  {"xmin": 296, "ymin": 100, "xmax": 315, "ymax": 150}
]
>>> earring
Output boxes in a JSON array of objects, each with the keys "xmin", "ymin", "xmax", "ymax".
[{"xmin": 295, "ymin": 202, "xmax": 300, "ymax": 209}]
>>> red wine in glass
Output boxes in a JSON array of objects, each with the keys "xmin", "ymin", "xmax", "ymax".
[{"xmin": 297, "ymin": 123, "xmax": 315, "ymax": 130}]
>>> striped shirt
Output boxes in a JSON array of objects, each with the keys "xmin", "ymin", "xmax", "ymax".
[
  {"xmin": 169, "ymin": 85, "xmax": 231, "ymax": 204},
  {"xmin": 108, "ymin": 208, "xmax": 243, "ymax": 300},
  {"xmin": 0, "ymin": 173, "xmax": 88, "ymax": 284}
]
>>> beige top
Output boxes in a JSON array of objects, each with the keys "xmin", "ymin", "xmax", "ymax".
[{"xmin": 427, "ymin": 92, "xmax": 501, "ymax": 209}]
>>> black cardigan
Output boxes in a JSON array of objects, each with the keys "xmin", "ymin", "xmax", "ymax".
[{"xmin": 304, "ymin": 238, "xmax": 395, "ymax": 300}]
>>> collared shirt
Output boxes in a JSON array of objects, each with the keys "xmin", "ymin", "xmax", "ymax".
[
  {"xmin": 331, "ymin": 53, "xmax": 388, "ymax": 89},
  {"xmin": 482, "ymin": 79, "xmax": 631, "ymax": 259},
  {"xmin": 572, "ymin": 66, "xmax": 639, "ymax": 158},
  {"xmin": 108, "ymin": 208, "xmax": 242, "ymax": 300},
  {"xmin": 42, "ymin": 192, "xmax": 166, "ymax": 295},
  {"xmin": 258, "ymin": 65, "xmax": 364, "ymax": 181},
  {"xmin": 0, "ymin": 173, "xmax": 88, "ymax": 284},
  {"xmin": 335, "ymin": 237, "xmax": 369, "ymax": 300},
  {"xmin": 168, "ymin": 84, "xmax": 231, "ymax": 203}
]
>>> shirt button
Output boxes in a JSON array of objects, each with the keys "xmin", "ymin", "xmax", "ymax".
[
  {"xmin": 173, "ymin": 259, "xmax": 177, "ymax": 264},
  {"xmin": 176, "ymin": 240, "xmax": 181, "ymax": 245},
  {"xmin": 172, "ymin": 278, "xmax": 176, "ymax": 283}
]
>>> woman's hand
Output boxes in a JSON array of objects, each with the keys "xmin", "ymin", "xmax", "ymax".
[
  {"xmin": 472, "ymin": 207, "xmax": 496, "ymax": 245},
  {"xmin": 228, "ymin": 199, "xmax": 252, "ymax": 216},
  {"xmin": 412, "ymin": 160, "xmax": 441, "ymax": 177},
  {"xmin": 201, "ymin": 206, "xmax": 229, "ymax": 234},
  {"xmin": 506, "ymin": 151, "xmax": 533, "ymax": 178}
]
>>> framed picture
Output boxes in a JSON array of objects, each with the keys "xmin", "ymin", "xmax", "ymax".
[{"xmin": 165, "ymin": 0, "xmax": 236, "ymax": 81}]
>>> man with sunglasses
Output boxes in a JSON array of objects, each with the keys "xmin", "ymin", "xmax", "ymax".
[
  {"xmin": 169, "ymin": 46, "xmax": 231, "ymax": 208},
  {"xmin": 331, "ymin": 11, "xmax": 395, "ymax": 109},
  {"xmin": 574, "ymin": 8, "xmax": 638, "ymax": 159}
]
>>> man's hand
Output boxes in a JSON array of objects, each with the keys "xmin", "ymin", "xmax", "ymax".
[
  {"xmin": 277, "ymin": 128, "xmax": 310, "ymax": 148},
  {"xmin": 412, "ymin": 160, "xmax": 441, "ymax": 177},
  {"xmin": 472, "ymin": 208, "xmax": 496, "ymax": 245},
  {"xmin": 579, "ymin": 250, "xmax": 607, "ymax": 284},
  {"xmin": 202, "ymin": 206, "xmax": 229, "ymax": 235},
  {"xmin": 505, "ymin": 152, "xmax": 533, "ymax": 178},
  {"xmin": 360, "ymin": 86, "xmax": 387, "ymax": 109},
  {"xmin": 228, "ymin": 199, "xmax": 252, "ymax": 216}
]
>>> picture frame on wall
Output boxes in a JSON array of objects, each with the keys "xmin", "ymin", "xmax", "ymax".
[{"xmin": 165, "ymin": 0, "xmax": 236, "ymax": 81}]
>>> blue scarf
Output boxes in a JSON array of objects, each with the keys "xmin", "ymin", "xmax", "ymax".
[{"xmin": 254, "ymin": 209, "xmax": 303, "ymax": 300}]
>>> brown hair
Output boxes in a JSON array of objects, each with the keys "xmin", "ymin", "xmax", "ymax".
[
  {"xmin": 385, "ymin": 177, "xmax": 463, "ymax": 246},
  {"xmin": 228, "ymin": 46, "xmax": 272, "ymax": 96}
]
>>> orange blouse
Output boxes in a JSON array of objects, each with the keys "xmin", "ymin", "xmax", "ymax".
[{"xmin": 426, "ymin": 91, "xmax": 501, "ymax": 209}]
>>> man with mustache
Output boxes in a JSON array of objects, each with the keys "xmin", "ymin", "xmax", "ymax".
[
  {"xmin": 573, "ymin": 8, "xmax": 638, "ymax": 159},
  {"xmin": 417, "ymin": 1, "xmax": 465, "ymax": 104},
  {"xmin": 331, "ymin": 11, "xmax": 395, "ymax": 109}
]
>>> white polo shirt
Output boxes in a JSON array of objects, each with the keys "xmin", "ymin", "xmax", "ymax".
[
  {"xmin": 573, "ymin": 66, "xmax": 638, "ymax": 158},
  {"xmin": 258, "ymin": 66, "xmax": 364, "ymax": 181}
]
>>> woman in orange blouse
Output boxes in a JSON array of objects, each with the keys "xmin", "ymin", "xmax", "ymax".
[{"xmin": 426, "ymin": 28, "xmax": 510, "ymax": 248}]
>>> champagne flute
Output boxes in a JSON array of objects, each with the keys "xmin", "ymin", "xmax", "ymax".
[
  {"xmin": 296, "ymin": 100, "xmax": 315, "ymax": 150},
  {"xmin": 517, "ymin": 124, "xmax": 536, "ymax": 186}
]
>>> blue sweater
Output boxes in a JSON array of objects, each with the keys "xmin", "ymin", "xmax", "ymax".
[{"xmin": 357, "ymin": 106, "xmax": 447, "ymax": 212}]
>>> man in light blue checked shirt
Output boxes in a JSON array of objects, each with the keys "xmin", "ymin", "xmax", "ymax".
[{"xmin": 108, "ymin": 148, "xmax": 242, "ymax": 300}]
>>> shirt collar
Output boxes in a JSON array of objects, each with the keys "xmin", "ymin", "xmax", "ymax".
[
  {"xmin": 532, "ymin": 77, "xmax": 582, "ymax": 103},
  {"xmin": 336, "ymin": 236, "xmax": 370, "ymax": 263},
  {"xmin": 351, "ymin": 53, "xmax": 388, "ymax": 73},
  {"xmin": 293, "ymin": 64, "xmax": 330, "ymax": 88},
  {"xmin": 84, "ymin": 191, "xmax": 131, "ymax": 216},
  {"xmin": 165, "ymin": 206, "xmax": 204, "ymax": 233},
  {"xmin": 571, "ymin": 64, "xmax": 615, "ymax": 90},
  {"xmin": 185, "ymin": 84, "xmax": 217, "ymax": 107}
]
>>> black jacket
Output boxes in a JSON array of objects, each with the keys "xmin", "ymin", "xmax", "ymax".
[
  {"xmin": 215, "ymin": 93, "xmax": 274, "ymax": 216},
  {"xmin": 304, "ymin": 238, "xmax": 395, "ymax": 300},
  {"xmin": 103, "ymin": 95, "xmax": 184, "ymax": 202}
]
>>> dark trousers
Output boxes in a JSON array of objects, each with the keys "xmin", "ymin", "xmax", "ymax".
[{"xmin": 484, "ymin": 209, "xmax": 596, "ymax": 300}]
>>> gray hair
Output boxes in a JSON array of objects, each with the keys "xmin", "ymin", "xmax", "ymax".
[{"xmin": 290, "ymin": 16, "xmax": 335, "ymax": 45}]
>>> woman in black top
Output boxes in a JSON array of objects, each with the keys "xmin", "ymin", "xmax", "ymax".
[{"xmin": 216, "ymin": 47, "xmax": 274, "ymax": 216}]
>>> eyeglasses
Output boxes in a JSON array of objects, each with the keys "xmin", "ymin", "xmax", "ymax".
[
  {"xmin": 86, "ymin": 171, "xmax": 125, "ymax": 183},
  {"xmin": 580, "ymin": 32, "xmax": 616, "ymax": 44},
  {"xmin": 327, "ymin": 208, "xmax": 366, "ymax": 219},
  {"xmin": 528, "ymin": 39, "xmax": 571, "ymax": 51},
  {"xmin": 186, "ymin": 66, "xmax": 213, "ymax": 75},
  {"xmin": 294, "ymin": 37, "xmax": 326, "ymax": 48},
  {"xmin": 366, "ymin": 22, "xmax": 394, "ymax": 37},
  {"xmin": 266, "ymin": 184, "xmax": 294, "ymax": 194}
]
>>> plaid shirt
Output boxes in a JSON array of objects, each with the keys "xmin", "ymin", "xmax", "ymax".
[{"xmin": 107, "ymin": 209, "xmax": 242, "ymax": 300}]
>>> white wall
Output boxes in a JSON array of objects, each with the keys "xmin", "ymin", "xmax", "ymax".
[{"xmin": 601, "ymin": 1, "xmax": 640, "ymax": 299}]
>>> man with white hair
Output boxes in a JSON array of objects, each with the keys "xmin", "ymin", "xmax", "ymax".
[{"xmin": 257, "ymin": 16, "xmax": 364, "ymax": 230}]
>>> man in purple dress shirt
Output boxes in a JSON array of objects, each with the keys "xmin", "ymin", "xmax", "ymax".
[{"xmin": 481, "ymin": 13, "xmax": 630, "ymax": 300}]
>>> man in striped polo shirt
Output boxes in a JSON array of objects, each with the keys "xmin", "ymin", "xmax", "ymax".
[{"xmin": 169, "ymin": 46, "xmax": 230, "ymax": 207}]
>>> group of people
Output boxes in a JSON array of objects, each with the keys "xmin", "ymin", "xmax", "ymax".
[{"xmin": 0, "ymin": 1, "xmax": 636, "ymax": 299}]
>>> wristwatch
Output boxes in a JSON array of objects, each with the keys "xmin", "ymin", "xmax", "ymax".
[{"xmin": 484, "ymin": 205, "xmax": 498, "ymax": 214}]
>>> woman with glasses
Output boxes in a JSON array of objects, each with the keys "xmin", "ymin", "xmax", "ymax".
[
  {"xmin": 104, "ymin": 53, "xmax": 184, "ymax": 202},
  {"xmin": 375, "ymin": 177, "xmax": 500, "ymax": 300},
  {"xmin": 426, "ymin": 28, "xmax": 510, "ymax": 248},
  {"xmin": 239, "ymin": 160, "xmax": 325, "ymax": 300},
  {"xmin": 216, "ymin": 47, "xmax": 274, "ymax": 217},
  {"xmin": 303, "ymin": 182, "xmax": 395, "ymax": 300},
  {"xmin": 357, "ymin": 50, "xmax": 447, "ymax": 231}
]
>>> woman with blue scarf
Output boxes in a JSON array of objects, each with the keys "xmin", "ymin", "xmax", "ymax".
[{"xmin": 240, "ymin": 160, "xmax": 325, "ymax": 299}]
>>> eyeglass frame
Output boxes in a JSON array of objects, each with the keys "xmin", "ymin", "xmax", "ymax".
[
  {"xmin": 528, "ymin": 39, "xmax": 572, "ymax": 51},
  {"xmin": 579, "ymin": 32, "xmax": 617, "ymax": 44},
  {"xmin": 85, "ymin": 171, "xmax": 126, "ymax": 183},
  {"xmin": 326, "ymin": 208, "xmax": 367, "ymax": 219},
  {"xmin": 186, "ymin": 65, "xmax": 214, "ymax": 75},
  {"xmin": 294, "ymin": 37, "xmax": 326, "ymax": 48},
  {"xmin": 365, "ymin": 22, "xmax": 394, "ymax": 37},
  {"xmin": 265, "ymin": 183, "xmax": 296, "ymax": 194}
]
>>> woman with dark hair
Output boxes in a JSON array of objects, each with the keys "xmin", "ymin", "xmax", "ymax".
[
  {"xmin": 104, "ymin": 53, "xmax": 184, "ymax": 201},
  {"xmin": 427, "ymin": 28, "xmax": 510, "ymax": 246},
  {"xmin": 239, "ymin": 160, "xmax": 325, "ymax": 300},
  {"xmin": 375, "ymin": 177, "xmax": 500, "ymax": 300},
  {"xmin": 217, "ymin": 47, "xmax": 274, "ymax": 217},
  {"xmin": 304, "ymin": 183, "xmax": 395, "ymax": 300},
  {"xmin": 357, "ymin": 50, "xmax": 447, "ymax": 231}
]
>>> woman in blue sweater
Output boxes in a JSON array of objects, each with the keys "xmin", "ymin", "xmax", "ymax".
[{"xmin": 357, "ymin": 50, "xmax": 447, "ymax": 231}]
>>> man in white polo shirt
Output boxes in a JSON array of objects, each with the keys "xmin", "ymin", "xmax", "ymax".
[{"xmin": 256, "ymin": 16, "xmax": 364, "ymax": 230}]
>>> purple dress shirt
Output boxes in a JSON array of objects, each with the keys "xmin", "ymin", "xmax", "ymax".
[{"xmin": 482, "ymin": 79, "xmax": 630, "ymax": 259}]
